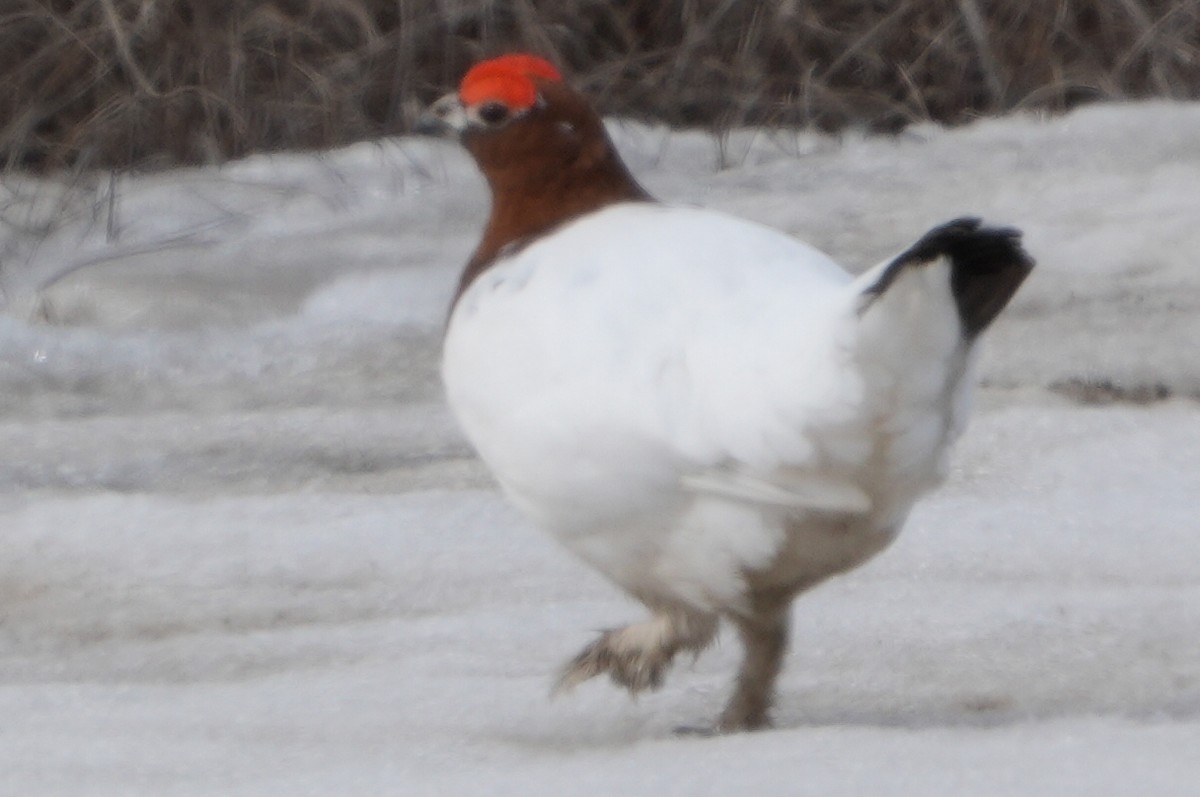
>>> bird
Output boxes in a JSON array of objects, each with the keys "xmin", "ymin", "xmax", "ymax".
[{"xmin": 425, "ymin": 53, "xmax": 1034, "ymax": 733}]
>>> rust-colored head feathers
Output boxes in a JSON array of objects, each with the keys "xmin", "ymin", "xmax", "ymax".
[
  {"xmin": 435, "ymin": 53, "xmax": 652, "ymax": 306},
  {"xmin": 459, "ymin": 55, "xmax": 562, "ymax": 111}
]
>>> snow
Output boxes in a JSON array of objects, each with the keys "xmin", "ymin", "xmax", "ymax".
[{"xmin": 2, "ymin": 101, "xmax": 1198, "ymax": 794}]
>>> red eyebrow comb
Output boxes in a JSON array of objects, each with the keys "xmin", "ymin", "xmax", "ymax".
[{"xmin": 459, "ymin": 54, "xmax": 563, "ymax": 110}]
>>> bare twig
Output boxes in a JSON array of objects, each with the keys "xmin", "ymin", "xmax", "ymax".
[
  {"xmin": 957, "ymin": 0, "xmax": 1007, "ymax": 107},
  {"xmin": 98, "ymin": 0, "xmax": 162, "ymax": 98}
]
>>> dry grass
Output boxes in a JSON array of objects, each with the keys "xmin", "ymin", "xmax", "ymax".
[{"xmin": 2, "ymin": 0, "xmax": 1199, "ymax": 172}]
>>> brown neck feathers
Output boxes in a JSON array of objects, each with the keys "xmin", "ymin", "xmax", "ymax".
[{"xmin": 452, "ymin": 81, "xmax": 652, "ymax": 307}]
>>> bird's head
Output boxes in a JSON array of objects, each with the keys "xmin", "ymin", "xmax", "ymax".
[
  {"xmin": 418, "ymin": 54, "xmax": 626, "ymax": 188},
  {"xmin": 425, "ymin": 53, "xmax": 651, "ymax": 304}
]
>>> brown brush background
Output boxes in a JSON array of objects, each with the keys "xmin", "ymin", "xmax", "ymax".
[{"xmin": 3, "ymin": 0, "xmax": 1199, "ymax": 173}]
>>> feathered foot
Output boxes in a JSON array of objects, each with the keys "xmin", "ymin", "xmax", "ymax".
[
  {"xmin": 677, "ymin": 598, "xmax": 793, "ymax": 735},
  {"xmin": 555, "ymin": 611, "xmax": 717, "ymax": 696},
  {"xmin": 711, "ymin": 603, "xmax": 791, "ymax": 733}
]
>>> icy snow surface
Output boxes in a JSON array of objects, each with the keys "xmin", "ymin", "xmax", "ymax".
[{"xmin": 2, "ymin": 101, "xmax": 1198, "ymax": 795}]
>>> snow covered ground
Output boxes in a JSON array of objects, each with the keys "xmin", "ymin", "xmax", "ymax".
[{"xmin": 1, "ymin": 101, "xmax": 1198, "ymax": 795}]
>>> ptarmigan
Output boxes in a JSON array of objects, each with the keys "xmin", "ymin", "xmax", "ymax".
[{"xmin": 424, "ymin": 54, "xmax": 1034, "ymax": 733}]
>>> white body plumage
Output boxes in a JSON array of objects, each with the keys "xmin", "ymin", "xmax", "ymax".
[{"xmin": 443, "ymin": 202, "xmax": 976, "ymax": 615}]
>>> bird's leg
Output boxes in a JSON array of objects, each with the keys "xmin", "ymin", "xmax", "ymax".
[
  {"xmin": 555, "ymin": 609, "xmax": 717, "ymax": 696},
  {"xmin": 714, "ymin": 599, "xmax": 791, "ymax": 733}
]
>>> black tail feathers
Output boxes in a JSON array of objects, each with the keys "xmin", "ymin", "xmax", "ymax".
[{"xmin": 862, "ymin": 217, "xmax": 1035, "ymax": 338}]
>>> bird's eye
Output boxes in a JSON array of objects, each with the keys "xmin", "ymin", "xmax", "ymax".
[{"xmin": 477, "ymin": 102, "xmax": 510, "ymax": 125}]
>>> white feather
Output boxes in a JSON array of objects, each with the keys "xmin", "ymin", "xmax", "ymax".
[
  {"xmin": 443, "ymin": 202, "xmax": 973, "ymax": 609},
  {"xmin": 680, "ymin": 469, "xmax": 871, "ymax": 514}
]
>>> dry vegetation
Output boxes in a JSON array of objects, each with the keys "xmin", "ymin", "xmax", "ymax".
[{"xmin": 3, "ymin": 0, "xmax": 1200, "ymax": 172}]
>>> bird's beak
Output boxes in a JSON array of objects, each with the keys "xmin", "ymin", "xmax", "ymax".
[{"xmin": 415, "ymin": 92, "xmax": 468, "ymax": 136}]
